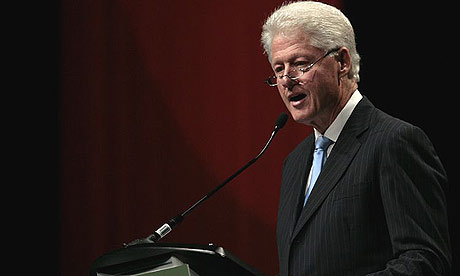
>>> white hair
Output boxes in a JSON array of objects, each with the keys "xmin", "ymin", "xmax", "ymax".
[{"xmin": 261, "ymin": 1, "xmax": 361, "ymax": 82}]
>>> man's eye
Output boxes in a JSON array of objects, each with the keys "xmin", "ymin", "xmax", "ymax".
[
  {"xmin": 294, "ymin": 61, "xmax": 309, "ymax": 67},
  {"xmin": 274, "ymin": 67, "xmax": 284, "ymax": 73}
]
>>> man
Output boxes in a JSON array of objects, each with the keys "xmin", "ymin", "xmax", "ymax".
[{"xmin": 260, "ymin": 1, "xmax": 451, "ymax": 275}]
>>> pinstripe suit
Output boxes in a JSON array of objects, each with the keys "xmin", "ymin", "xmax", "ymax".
[{"xmin": 277, "ymin": 97, "xmax": 451, "ymax": 276}]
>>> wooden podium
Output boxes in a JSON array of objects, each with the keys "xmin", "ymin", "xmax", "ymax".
[{"xmin": 90, "ymin": 243, "xmax": 267, "ymax": 276}]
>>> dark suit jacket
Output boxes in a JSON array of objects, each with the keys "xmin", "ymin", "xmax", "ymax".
[{"xmin": 277, "ymin": 97, "xmax": 451, "ymax": 276}]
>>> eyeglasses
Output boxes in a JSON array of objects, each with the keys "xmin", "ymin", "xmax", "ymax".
[{"xmin": 265, "ymin": 47, "xmax": 341, "ymax": 87}]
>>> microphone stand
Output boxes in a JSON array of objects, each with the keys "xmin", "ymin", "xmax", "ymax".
[{"xmin": 125, "ymin": 113, "xmax": 288, "ymax": 247}]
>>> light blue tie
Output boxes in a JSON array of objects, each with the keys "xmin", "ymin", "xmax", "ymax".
[{"xmin": 304, "ymin": 136, "xmax": 333, "ymax": 206}]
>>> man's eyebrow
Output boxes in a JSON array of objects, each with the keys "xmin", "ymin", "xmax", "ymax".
[{"xmin": 272, "ymin": 53, "xmax": 314, "ymax": 66}]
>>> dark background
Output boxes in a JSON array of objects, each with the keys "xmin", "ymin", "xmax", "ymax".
[
  {"xmin": 56, "ymin": 1, "xmax": 457, "ymax": 275},
  {"xmin": 345, "ymin": 2, "xmax": 458, "ymax": 275}
]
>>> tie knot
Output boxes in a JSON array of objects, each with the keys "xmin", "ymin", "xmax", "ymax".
[{"xmin": 315, "ymin": 136, "xmax": 333, "ymax": 150}]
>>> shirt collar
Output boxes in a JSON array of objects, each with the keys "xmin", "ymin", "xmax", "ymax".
[{"xmin": 314, "ymin": 89, "xmax": 363, "ymax": 142}]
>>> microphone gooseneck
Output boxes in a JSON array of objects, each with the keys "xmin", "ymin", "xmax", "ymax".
[{"xmin": 125, "ymin": 112, "xmax": 289, "ymax": 247}]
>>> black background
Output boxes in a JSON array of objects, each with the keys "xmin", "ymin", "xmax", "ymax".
[{"xmin": 344, "ymin": 1, "xmax": 457, "ymax": 274}]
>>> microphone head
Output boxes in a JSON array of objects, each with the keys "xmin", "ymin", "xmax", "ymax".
[{"xmin": 275, "ymin": 112, "xmax": 288, "ymax": 130}]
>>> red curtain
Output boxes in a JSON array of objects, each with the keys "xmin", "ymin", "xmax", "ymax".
[{"xmin": 59, "ymin": 1, "xmax": 342, "ymax": 275}]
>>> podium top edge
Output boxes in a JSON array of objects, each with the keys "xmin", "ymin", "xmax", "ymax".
[
  {"xmin": 129, "ymin": 243, "xmax": 227, "ymax": 257},
  {"xmin": 91, "ymin": 243, "xmax": 227, "ymax": 271}
]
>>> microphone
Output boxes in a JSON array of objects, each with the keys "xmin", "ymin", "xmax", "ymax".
[
  {"xmin": 275, "ymin": 112, "xmax": 288, "ymax": 130},
  {"xmin": 125, "ymin": 112, "xmax": 288, "ymax": 247}
]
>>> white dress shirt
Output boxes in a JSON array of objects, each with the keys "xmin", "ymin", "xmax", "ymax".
[{"xmin": 305, "ymin": 90, "xmax": 363, "ymax": 196}]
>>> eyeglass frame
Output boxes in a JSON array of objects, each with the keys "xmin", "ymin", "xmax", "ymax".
[{"xmin": 264, "ymin": 47, "xmax": 342, "ymax": 87}]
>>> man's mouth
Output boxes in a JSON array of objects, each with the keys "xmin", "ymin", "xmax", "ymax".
[{"xmin": 289, "ymin": 93, "xmax": 307, "ymax": 102}]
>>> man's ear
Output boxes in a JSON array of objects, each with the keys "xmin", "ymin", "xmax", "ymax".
[{"xmin": 336, "ymin": 47, "xmax": 352, "ymax": 78}]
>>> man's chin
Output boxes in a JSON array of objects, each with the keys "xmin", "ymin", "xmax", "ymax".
[{"xmin": 291, "ymin": 113, "xmax": 312, "ymax": 126}]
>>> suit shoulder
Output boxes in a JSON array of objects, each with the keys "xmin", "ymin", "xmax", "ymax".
[
  {"xmin": 370, "ymin": 107, "xmax": 422, "ymax": 137},
  {"xmin": 368, "ymin": 108, "xmax": 437, "ymax": 159}
]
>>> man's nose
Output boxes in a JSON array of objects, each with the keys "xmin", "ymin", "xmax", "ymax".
[{"xmin": 279, "ymin": 74, "xmax": 297, "ymax": 90}]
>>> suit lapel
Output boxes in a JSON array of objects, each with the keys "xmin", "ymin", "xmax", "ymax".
[
  {"xmin": 280, "ymin": 135, "xmax": 315, "ymax": 242},
  {"xmin": 291, "ymin": 97, "xmax": 373, "ymax": 241}
]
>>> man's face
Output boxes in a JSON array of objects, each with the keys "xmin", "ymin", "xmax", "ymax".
[{"xmin": 270, "ymin": 32, "xmax": 342, "ymax": 129}]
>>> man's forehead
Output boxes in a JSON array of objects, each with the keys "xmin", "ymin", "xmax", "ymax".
[{"xmin": 271, "ymin": 33, "xmax": 320, "ymax": 64}]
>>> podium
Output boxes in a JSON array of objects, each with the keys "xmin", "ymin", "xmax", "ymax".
[{"xmin": 90, "ymin": 243, "xmax": 267, "ymax": 276}]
